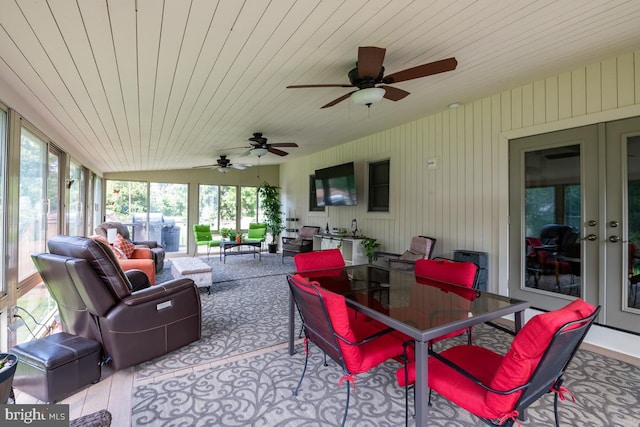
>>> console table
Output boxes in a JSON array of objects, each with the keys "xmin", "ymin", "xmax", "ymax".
[
  {"xmin": 312, "ymin": 234, "xmax": 368, "ymax": 265},
  {"xmin": 220, "ymin": 241, "xmax": 262, "ymax": 263}
]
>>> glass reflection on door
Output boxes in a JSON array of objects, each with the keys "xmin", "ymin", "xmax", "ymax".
[
  {"xmin": 627, "ymin": 137, "xmax": 640, "ymax": 309},
  {"xmin": 524, "ymin": 145, "xmax": 581, "ymax": 297}
]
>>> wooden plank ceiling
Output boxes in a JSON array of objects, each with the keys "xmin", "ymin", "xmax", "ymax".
[{"xmin": 1, "ymin": 0, "xmax": 640, "ymax": 172}]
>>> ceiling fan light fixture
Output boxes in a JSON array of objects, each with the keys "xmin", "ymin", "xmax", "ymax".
[
  {"xmin": 250, "ymin": 147, "xmax": 268, "ymax": 157},
  {"xmin": 218, "ymin": 167, "xmax": 229, "ymax": 173},
  {"xmin": 351, "ymin": 87, "xmax": 385, "ymax": 106}
]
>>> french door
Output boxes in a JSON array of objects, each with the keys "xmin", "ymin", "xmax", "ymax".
[{"xmin": 509, "ymin": 117, "xmax": 640, "ymax": 334}]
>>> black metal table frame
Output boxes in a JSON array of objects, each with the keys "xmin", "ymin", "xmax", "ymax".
[
  {"xmin": 220, "ymin": 241, "xmax": 262, "ymax": 263},
  {"xmin": 288, "ymin": 265, "xmax": 529, "ymax": 427}
]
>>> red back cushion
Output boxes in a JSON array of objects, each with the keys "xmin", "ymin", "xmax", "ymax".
[
  {"xmin": 485, "ymin": 299, "xmax": 596, "ymax": 414},
  {"xmin": 415, "ymin": 259, "xmax": 478, "ymax": 288},
  {"xmin": 294, "ymin": 248, "xmax": 345, "ymax": 271},
  {"xmin": 113, "ymin": 233, "xmax": 135, "ymax": 258}
]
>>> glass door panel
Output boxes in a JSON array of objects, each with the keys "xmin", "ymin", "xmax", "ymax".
[
  {"xmin": 509, "ymin": 125, "xmax": 600, "ymax": 312},
  {"xmin": 605, "ymin": 117, "xmax": 640, "ymax": 332}
]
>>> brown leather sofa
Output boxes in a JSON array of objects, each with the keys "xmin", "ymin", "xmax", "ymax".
[
  {"xmin": 32, "ymin": 235, "xmax": 201, "ymax": 370},
  {"xmin": 95, "ymin": 222, "xmax": 165, "ymax": 272}
]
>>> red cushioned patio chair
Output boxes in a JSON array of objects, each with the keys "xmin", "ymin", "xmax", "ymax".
[
  {"xmin": 287, "ymin": 274, "xmax": 412, "ymax": 427},
  {"xmin": 396, "ymin": 299, "xmax": 600, "ymax": 427}
]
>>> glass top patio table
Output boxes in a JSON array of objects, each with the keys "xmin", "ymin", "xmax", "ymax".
[{"xmin": 288, "ymin": 264, "xmax": 529, "ymax": 426}]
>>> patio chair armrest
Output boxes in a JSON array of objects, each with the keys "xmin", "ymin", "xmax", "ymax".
[
  {"xmin": 374, "ymin": 250, "xmax": 401, "ymax": 260},
  {"xmin": 335, "ymin": 327, "xmax": 395, "ymax": 346},
  {"xmin": 484, "ymin": 321, "xmax": 517, "ymax": 336}
]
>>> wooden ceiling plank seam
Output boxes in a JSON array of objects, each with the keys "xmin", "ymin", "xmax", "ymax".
[
  {"xmin": 78, "ymin": 0, "xmax": 132, "ymax": 170},
  {"xmin": 153, "ymin": 0, "xmax": 221, "ymax": 167},
  {"xmin": 0, "ymin": 20, "xmax": 112, "ymax": 162},
  {"xmin": 109, "ymin": 0, "xmax": 142, "ymax": 168},
  {"xmin": 19, "ymin": 0, "xmax": 115, "ymax": 152},
  {"xmin": 160, "ymin": 0, "xmax": 246, "ymax": 164},
  {"xmin": 150, "ymin": 0, "xmax": 197, "ymax": 166},
  {"xmin": 47, "ymin": 0, "xmax": 123, "ymax": 165},
  {"xmin": 192, "ymin": 1, "xmax": 315, "ymax": 153},
  {"xmin": 168, "ymin": 1, "xmax": 272, "ymax": 161}
]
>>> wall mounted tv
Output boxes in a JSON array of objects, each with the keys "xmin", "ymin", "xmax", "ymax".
[{"xmin": 314, "ymin": 162, "xmax": 357, "ymax": 206}]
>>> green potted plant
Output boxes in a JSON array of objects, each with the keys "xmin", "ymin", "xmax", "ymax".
[
  {"xmin": 220, "ymin": 227, "xmax": 235, "ymax": 240},
  {"xmin": 360, "ymin": 237, "xmax": 381, "ymax": 263},
  {"xmin": 258, "ymin": 182, "xmax": 284, "ymax": 253}
]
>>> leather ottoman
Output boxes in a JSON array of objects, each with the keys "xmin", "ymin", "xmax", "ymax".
[{"xmin": 12, "ymin": 332, "xmax": 101, "ymax": 403}]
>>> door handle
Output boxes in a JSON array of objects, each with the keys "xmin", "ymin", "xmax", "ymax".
[
  {"xmin": 609, "ymin": 236, "xmax": 620, "ymax": 243},
  {"xmin": 581, "ymin": 234, "xmax": 597, "ymax": 241}
]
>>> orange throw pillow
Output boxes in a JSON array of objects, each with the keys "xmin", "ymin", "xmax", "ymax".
[{"xmin": 114, "ymin": 233, "xmax": 135, "ymax": 259}]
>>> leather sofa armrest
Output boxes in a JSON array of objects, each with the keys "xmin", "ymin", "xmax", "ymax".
[
  {"xmin": 125, "ymin": 270, "xmax": 151, "ymax": 292},
  {"xmin": 133, "ymin": 240, "xmax": 162, "ymax": 249},
  {"xmin": 123, "ymin": 278, "xmax": 196, "ymax": 306}
]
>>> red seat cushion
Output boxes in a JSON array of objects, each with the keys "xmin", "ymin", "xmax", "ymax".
[
  {"xmin": 485, "ymin": 299, "xmax": 595, "ymax": 416},
  {"xmin": 294, "ymin": 248, "xmax": 345, "ymax": 271},
  {"xmin": 401, "ymin": 299, "xmax": 596, "ymax": 421},
  {"xmin": 415, "ymin": 259, "xmax": 477, "ymax": 288}
]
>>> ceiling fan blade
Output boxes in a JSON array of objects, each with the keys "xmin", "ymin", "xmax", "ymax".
[
  {"xmin": 384, "ymin": 57, "xmax": 457, "ymax": 84},
  {"xmin": 268, "ymin": 142, "xmax": 298, "ymax": 148},
  {"xmin": 230, "ymin": 164, "xmax": 248, "ymax": 170},
  {"xmin": 267, "ymin": 147, "xmax": 289, "ymax": 156},
  {"xmin": 321, "ymin": 92, "xmax": 355, "ymax": 109},
  {"xmin": 287, "ymin": 84, "xmax": 353, "ymax": 88},
  {"xmin": 357, "ymin": 46, "xmax": 386, "ymax": 79},
  {"xmin": 239, "ymin": 149, "xmax": 252, "ymax": 157},
  {"xmin": 380, "ymin": 85, "xmax": 410, "ymax": 101},
  {"xmin": 192, "ymin": 164, "xmax": 217, "ymax": 169}
]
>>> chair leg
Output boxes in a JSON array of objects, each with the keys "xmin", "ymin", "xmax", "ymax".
[
  {"xmin": 341, "ymin": 378, "xmax": 350, "ymax": 427},
  {"xmin": 293, "ymin": 342, "xmax": 309, "ymax": 397},
  {"xmin": 553, "ymin": 391, "xmax": 560, "ymax": 427}
]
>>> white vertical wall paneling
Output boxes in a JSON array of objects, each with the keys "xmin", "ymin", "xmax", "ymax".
[
  {"xmin": 456, "ymin": 106, "xmax": 467, "ymax": 249},
  {"xmin": 617, "ymin": 53, "xmax": 634, "ymax": 107},
  {"xmin": 472, "ymin": 100, "xmax": 482, "ymax": 249},
  {"xmin": 481, "ymin": 97, "xmax": 492, "ymax": 254},
  {"xmin": 601, "ymin": 57, "xmax": 618, "ymax": 111},
  {"xmin": 533, "ymin": 80, "xmax": 545, "ymax": 125},
  {"xmin": 545, "ymin": 77, "xmax": 559, "ymax": 123},
  {"xmin": 586, "ymin": 63, "xmax": 602, "ymax": 114},
  {"xmin": 572, "ymin": 68, "xmax": 587, "ymax": 116},
  {"xmin": 558, "ymin": 72, "xmax": 572, "ymax": 120},
  {"xmin": 635, "ymin": 52, "xmax": 640, "ymax": 104},
  {"xmin": 440, "ymin": 111, "xmax": 458, "ymax": 256},
  {"xmin": 491, "ymin": 94, "xmax": 502, "ymax": 282},
  {"xmin": 511, "ymin": 87, "xmax": 522, "ymax": 130},
  {"xmin": 522, "ymin": 83, "xmax": 534, "ymax": 127},
  {"xmin": 464, "ymin": 105, "xmax": 474, "ymax": 249},
  {"xmin": 279, "ymin": 50, "xmax": 640, "ymax": 288}
]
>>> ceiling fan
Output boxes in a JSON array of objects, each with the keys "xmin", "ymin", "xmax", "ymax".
[
  {"xmin": 193, "ymin": 155, "xmax": 251, "ymax": 173},
  {"xmin": 287, "ymin": 46, "xmax": 457, "ymax": 108},
  {"xmin": 237, "ymin": 132, "xmax": 298, "ymax": 157}
]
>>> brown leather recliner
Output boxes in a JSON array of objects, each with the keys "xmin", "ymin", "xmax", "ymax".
[
  {"xmin": 95, "ymin": 222, "xmax": 165, "ymax": 272},
  {"xmin": 32, "ymin": 235, "xmax": 201, "ymax": 371}
]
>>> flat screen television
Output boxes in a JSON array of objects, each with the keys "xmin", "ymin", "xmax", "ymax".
[{"xmin": 314, "ymin": 162, "xmax": 357, "ymax": 206}]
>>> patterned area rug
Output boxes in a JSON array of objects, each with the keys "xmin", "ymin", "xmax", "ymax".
[
  {"xmin": 135, "ymin": 256, "xmax": 640, "ymax": 425},
  {"xmin": 132, "ymin": 323, "xmax": 640, "ymax": 426},
  {"xmin": 135, "ymin": 255, "xmax": 295, "ymax": 378}
]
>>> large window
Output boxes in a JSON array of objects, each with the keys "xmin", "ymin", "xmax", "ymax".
[
  {"xmin": 198, "ymin": 184, "xmax": 259, "ymax": 232},
  {"xmin": 106, "ymin": 180, "xmax": 188, "ymax": 252},
  {"xmin": 0, "ymin": 108, "xmax": 6, "ymax": 294},
  {"xmin": 308, "ymin": 175, "xmax": 324, "ymax": 212},
  {"xmin": 67, "ymin": 160, "xmax": 86, "ymax": 236},
  {"xmin": 18, "ymin": 127, "xmax": 47, "ymax": 283},
  {"xmin": 368, "ymin": 159, "xmax": 390, "ymax": 212}
]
